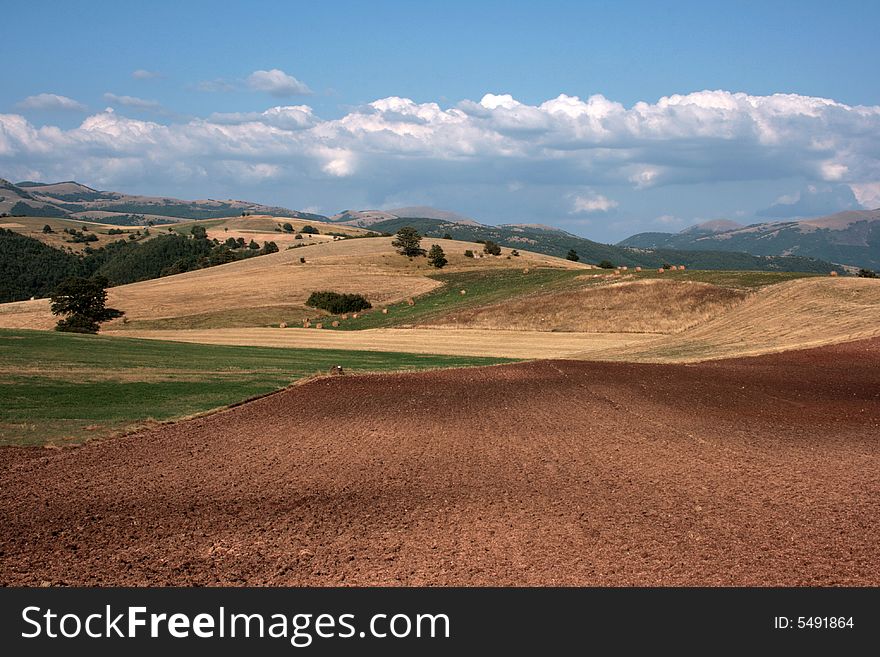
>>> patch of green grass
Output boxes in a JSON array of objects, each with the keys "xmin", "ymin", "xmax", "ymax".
[
  {"xmin": 117, "ymin": 305, "xmax": 315, "ymax": 330},
  {"xmin": 328, "ymin": 268, "xmax": 586, "ymax": 330},
  {"xmin": 0, "ymin": 329, "xmax": 513, "ymax": 446}
]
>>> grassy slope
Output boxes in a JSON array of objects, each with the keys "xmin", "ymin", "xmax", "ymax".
[
  {"xmin": 315, "ymin": 268, "xmax": 819, "ymax": 331},
  {"xmin": 0, "ymin": 329, "xmax": 512, "ymax": 446}
]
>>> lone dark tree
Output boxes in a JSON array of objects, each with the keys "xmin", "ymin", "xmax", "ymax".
[
  {"xmin": 598, "ymin": 260, "xmax": 615, "ymax": 269},
  {"xmin": 566, "ymin": 249, "xmax": 580, "ymax": 262},
  {"xmin": 427, "ymin": 244, "xmax": 447, "ymax": 268},
  {"xmin": 191, "ymin": 225, "xmax": 208, "ymax": 240},
  {"xmin": 42, "ymin": 224, "xmax": 54, "ymax": 234},
  {"xmin": 282, "ymin": 222, "xmax": 294, "ymax": 233},
  {"xmin": 392, "ymin": 226, "xmax": 426, "ymax": 257},
  {"xmin": 483, "ymin": 240, "xmax": 501, "ymax": 256},
  {"xmin": 50, "ymin": 276, "xmax": 124, "ymax": 334}
]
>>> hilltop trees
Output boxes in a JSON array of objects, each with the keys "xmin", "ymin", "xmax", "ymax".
[
  {"xmin": 566, "ymin": 249, "xmax": 580, "ymax": 262},
  {"xmin": 392, "ymin": 226, "xmax": 426, "ymax": 257},
  {"xmin": 190, "ymin": 225, "xmax": 208, "ymax": 240},
  {"xmin": 428, "ymin": 244, "xmax": 447, "ymax": 268},
  {"xmin": 50, "ymin": 276, "xmax": 124, "ymax": 334}
]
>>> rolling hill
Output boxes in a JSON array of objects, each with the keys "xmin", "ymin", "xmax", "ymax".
[
  {"xmin": 1, "ymin": 178, "xmax": 324, "ymax": 223},
  {"xmin": 0, "ymin": 235, "xmax": 588, "ymax": 331},
  {"xmin": 619, "ymin": 209, "xmax": 880, "ymax": 269}
]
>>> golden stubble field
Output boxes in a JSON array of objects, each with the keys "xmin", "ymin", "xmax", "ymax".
[{"xmin": 118, "ymin": 277, "xmax": 880, "ymax": 361}]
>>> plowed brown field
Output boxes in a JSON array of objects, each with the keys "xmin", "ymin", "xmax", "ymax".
[{"xmin": 1, "ymin": 338, "xmax": 878, "ymax": 586}]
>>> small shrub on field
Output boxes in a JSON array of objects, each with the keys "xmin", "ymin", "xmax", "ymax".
[
  {"xmin": 566, "ymin": 249, "xmax": 579, "ymax": 262},
  {"xmin": 300, "ymin": 225, "xmax": 319, "ymax": 234},
  {"xmin": 858, "ymin": 268, "xmax": 877, "ymax": 278},
  {"xmin": 483, "ymin": 240, "xmax": 501, "ymax": 256},
  {"xmin": 306, "ymin": 291, "xmax": 372, "ymax": 314},
  {"xmin": 464, "ymin": 250, "xmax": 474, "ymax": 258},
  {"xmin": 511, "ymin": 249, "xmax": 519, "ymax": 256},
  {"xmin": 282, "ymin": 222, "xmax": 294, "ymax": 232},
  {"xmin": 598, "ymin": 260, "xmax": 615, "ymax": 269}
]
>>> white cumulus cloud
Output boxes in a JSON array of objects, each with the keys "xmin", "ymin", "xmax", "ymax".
[
  {"xmin": 570, "ymin": 192, "xmax": 618, "ymax": 214},
  {"xmin": 246, "ymin": 69, "xmax": 312, "ymax": 97}
]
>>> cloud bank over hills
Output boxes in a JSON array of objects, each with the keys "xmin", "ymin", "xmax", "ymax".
[{"xmin": 3, "ymin": 89, "xmax": 879, "ymax": 240}]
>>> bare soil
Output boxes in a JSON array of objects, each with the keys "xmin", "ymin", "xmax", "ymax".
[{"xmin": 1, "ymin": 338, "xmax": 878, "ymax": 586}]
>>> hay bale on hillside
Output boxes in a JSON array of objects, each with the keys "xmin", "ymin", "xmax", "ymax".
[
  {"xmin": 658, "ymin": 267, "xmax": 665, "ymax": 273},
  {"xmin": 523, "ymin": 268, "xmax": 530, "ymax": 274},
  {"xmin": 315, "ymin": 322, "xmax": 323, "ymax": 329},
  {"xmin": 341, "ymin": 314, "xmax": 348, "ymax": 320},
  {"xmin": 460, "ymin": 289, "xmax": 467, "ymax": 295},
  {"xmin": 279, "ymin": 322, "xmax": 287, "ymax": 328},
  {"xmin": 830, "ymin": 270, "xmax": 839, "ymax": 277},
  {"xmin": 620, "ymin": 266, "xmax": 628, "ymax": 271},
  {"xmin": 678, "ymin": 265, "xmax": 686, "ymax": 270},
  {"xmin": 352, "ymin": 313, "xmax": 359, "ymax": 319},
  {"xmin": 303, "ymin": 320, "xmax": 311, "ymax": 328},
  {"xmin": 331, "ymin": 320, "xmax": 340, "ymax": 327},
  {"xmin": 382, "ymin": 308, "xmax": 389, "ymax": 314},
  {"xmin": 407, "ymin": 298, "xmax": 415, "ymax": 306},
  {"xmin": 635, "ymin": 266, "xmax": 642, "ymax": 272}
]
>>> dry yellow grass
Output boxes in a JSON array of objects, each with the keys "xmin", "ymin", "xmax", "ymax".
[
  {"xmin": 0, "ymin": 237, "xmax": 587, "ymax": 330},
  {"xmin": 424, "ymin": 278, "xmax": 748, "ymax": 333},
  {"xmin": 578, "ymin": 277, "xmax": 880, "ymax": 362},
  {"xmin": 118, "ymin": 327, "xmax": 657, "ymax": 360}
]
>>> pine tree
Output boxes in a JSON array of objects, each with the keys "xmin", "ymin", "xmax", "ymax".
[{"xmin": 427, "ymin": 244, "xmax": 447, "ymax": 268}]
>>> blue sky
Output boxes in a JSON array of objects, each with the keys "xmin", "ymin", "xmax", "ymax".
[{"xmin": 2, "ymin": 0, "xmax": 879, "ymax": 240}]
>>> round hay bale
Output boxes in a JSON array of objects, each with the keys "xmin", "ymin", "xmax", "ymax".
[
  {"xmin": 352, "ymin": 313, "xmax": 359, "ymax": 319},
  {"xmin": 621, "ymin": 266, "xmax": 628, "ymax": 271},
  {"xmin": 830, "ymin": 270, "xmax": 839, "ymax": 277},
  {"xmin": 635, "ymin": 266, "xmax": 642, "ymax": 272},
  {"xmin": 523, "ymin": 268, "xmax": 530, "ymax": 274},
  {"xmin": 382, "ymin": 308, "xmax": 389, "ymax": 314},
  {"xmin": 331, "ymin": 320, "xmax": 340, "ymax": 327},
  {"xmin": 279, "ymin": 322, "xmax": 288, "ymax": 328},
  {"xmin": 460, "ymin": 289, "xmax": 467, "ymax": 295},
  {"xmin": 303, "ymin": 320, "xmax": 311, "ymax": 328},
  {"xmin": 678, "ymin": 265, "xmax": 686, "ymax": 270},
  {"xmin": 341, "ymin": 314, "xmax": 348, "ymax": 320},
  {"xmin": 315, "ymin": 322, "xmax": 323, "ymax": 329},
  {"xmin": 658, "ymin": 267, "xmax": 665, "ymax": 273},
  {"xmin": 407, "ymin": 298, "xmax": 415, "ymax": 306}
]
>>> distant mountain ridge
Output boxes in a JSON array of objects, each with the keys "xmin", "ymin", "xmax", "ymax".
[
  {"xmin": 618, "ymin": 209, "xmax": 880, "ymax": 269},
  {"xmin": 0, "ymin": 178, "xmax": 324, "ymax": 222},
  {"xmin": 364, "ymin": 216, "xmax": 843, "ymax": 274}
]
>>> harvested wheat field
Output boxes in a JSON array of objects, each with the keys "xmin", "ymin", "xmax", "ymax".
[
  {"xmin": 589, "ymin": 277, "xmax": 880, "ymax": 362},
  {"xmin": 115, "ymin": 327, "xmax": 657, "ymax": 359},
  {"xmin": 425, "ymin": 278, "xmax": 749, "ymax": 333},
  {"xmin": 1, "ymin": 337, "xmax": 878, "ymax": 586}
]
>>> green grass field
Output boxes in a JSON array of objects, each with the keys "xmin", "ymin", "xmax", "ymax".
[
  {"xmin": 325, "ymin": 268, "xmax": 586, "ymax": 330},
  {"xmin": 0, "ymin": 329, "xmax": 513, "ymax": 446}
]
